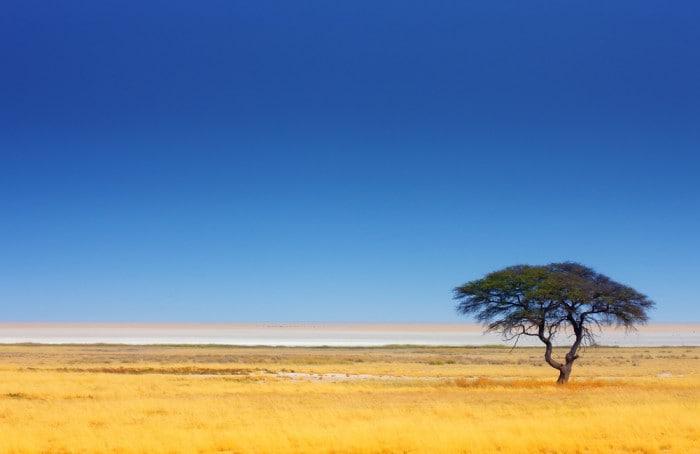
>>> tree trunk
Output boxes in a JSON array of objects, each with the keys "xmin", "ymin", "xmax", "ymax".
[
  {"xmin": 556, "ymin": 363, "xmax": 573, "ymax": 384},
  {"xmin": 538, "ymin": 320, "xmax": 579, "ymax": 384},
  {"xmin": 555, "ymin": 315, "xmax": 583, "ymax": 384}
]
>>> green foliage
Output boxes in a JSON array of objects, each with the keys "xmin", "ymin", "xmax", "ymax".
[{"xmin": 454, "ymin": 262, "xmax": 654, "ymax": 340}]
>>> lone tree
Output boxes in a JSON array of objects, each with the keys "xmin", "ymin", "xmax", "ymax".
[{"xmin": 454, "ymin": 262, "xmax": 654, "ymax": 383}]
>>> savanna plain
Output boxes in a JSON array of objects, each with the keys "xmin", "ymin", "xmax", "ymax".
[{"xmin": 0, "ymin": 344, "xmax": 698, "ymax": 453}]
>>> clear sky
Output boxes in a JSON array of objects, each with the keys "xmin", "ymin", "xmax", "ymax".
[{"xmin": 1, "ymin": 1, "xmax": 699, "ymax": 322}]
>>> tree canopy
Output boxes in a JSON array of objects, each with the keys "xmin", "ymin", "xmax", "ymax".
[{"xmin": 454, "ymin": 262, "xmax": 654, "ymax": 383}]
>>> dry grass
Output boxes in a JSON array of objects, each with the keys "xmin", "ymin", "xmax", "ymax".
[{"xmin": 0, "ymin": 345, "xmax": 698, "ymax": 453}]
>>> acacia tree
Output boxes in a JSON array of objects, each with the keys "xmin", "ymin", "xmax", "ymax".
[{"xmin": 454, "ymin": 263, "xmax": 654, "ymax": 383}]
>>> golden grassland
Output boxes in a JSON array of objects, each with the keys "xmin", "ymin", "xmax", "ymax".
[{"xmin": 0, "ymin": 345, "xmax": 698, "ymax": 453}]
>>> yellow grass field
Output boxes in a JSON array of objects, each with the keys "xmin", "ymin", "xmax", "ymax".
[{"xmin": 0, "ymin": 345, "xmax": 698, "ymax": 453}]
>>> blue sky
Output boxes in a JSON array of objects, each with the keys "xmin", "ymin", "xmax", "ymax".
[{"xmin": 1, "ymin": 1, "xmax": 699, "ymax": 322}]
